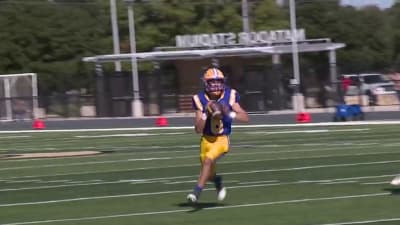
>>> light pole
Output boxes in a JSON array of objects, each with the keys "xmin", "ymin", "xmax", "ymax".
[
  {"xmin": 241, "ymin": 0, "xmax": 250, "ymax": 33},
  {"xmin": 110, "ymin": 0, "xmax": 122, "ymax": 72},
  {"xmin": 125, "ymin": 0, "xmax": 143, "ymax": 117},
  {"xmin": 289, "ymin": 0, "xmax": 304, "ymax": 112}
]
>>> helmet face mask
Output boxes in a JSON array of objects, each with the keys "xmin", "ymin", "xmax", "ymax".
[
  {"xmin": 203, "ymin": 68, "xmax": 225, "ymax": 97},
  {"xmin": 206, "ymin": 79, "xmax": 224, "ymax": 92}
]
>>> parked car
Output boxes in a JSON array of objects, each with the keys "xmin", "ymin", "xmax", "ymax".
[{"xmin": 342, "ymin": 73, "xmax": 396, "ymax": 105}]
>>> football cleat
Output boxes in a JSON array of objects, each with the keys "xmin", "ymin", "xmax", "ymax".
[
  {"xmin": 390, "ymin": 175, "xmax": 400, "ymax": 186},
  {"xmin": 187, "ymin": 193, "xmax": 198, "ymax": 203},
  {"xmin": 217, "ymin": 187, "xmax": 227, "ymax": 201}
]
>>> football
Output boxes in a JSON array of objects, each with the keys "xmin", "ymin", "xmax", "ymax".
[{"xmin": 207, "ymin": 101, "xmax": 223, "ymax": 119}]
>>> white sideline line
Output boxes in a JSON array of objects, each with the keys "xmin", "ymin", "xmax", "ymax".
[
  {"xmin": 314, "ymin": 218, "xmax": 400, "ymax": 225},
  {"xmin": 1, "ymin": 120, "xmax": 400, "ymax": 134},
  {"xmin": 0, "ymin": 192, "xmax": 389, "ymax": 225}
]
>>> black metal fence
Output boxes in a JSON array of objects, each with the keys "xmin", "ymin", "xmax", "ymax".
[{"xmin": 4, "ymin": 71, "xmax": 398, "ymax": 120}]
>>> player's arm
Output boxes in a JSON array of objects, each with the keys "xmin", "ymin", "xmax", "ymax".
[
  {"xmin": 194, "ymin": 110, "xmax": 207, "ymax": 134},
  {"xmin": 231, "ymin": 102, "xmax": 249, "ymax": 123}
]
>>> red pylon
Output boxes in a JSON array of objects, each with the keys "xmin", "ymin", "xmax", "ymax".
[
  {"xmin": 296, "ymin": 112, "xmax": 311, "ymax": 123},
  {"xmin": 155, "ymin": 116, "xmax": 168, "ymax": 127},
  {"xmin": 32, "ymin": 119, "xmax": 46, "ymax": 129}
]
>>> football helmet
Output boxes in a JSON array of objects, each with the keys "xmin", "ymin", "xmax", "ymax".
[{"xmin": 202, "ymin": 67, "xmax": 225, "ymax": 96}]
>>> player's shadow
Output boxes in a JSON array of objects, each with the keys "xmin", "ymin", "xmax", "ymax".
[
  {"xmin": 383, "ymin": 187, "xmax": 400, "ymax": 195},
  {"xmin": 176, "ymin": 202, "xmax": 226, "ymax": 213}
]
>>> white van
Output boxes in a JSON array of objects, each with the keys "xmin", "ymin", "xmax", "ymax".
[
  {"xmin": 342, "ymin": 73, "xmax": 395, "ymax": 105},
  {"xmin": 343, "ymin": 73, "xmax": 395, "ymax": 95}
]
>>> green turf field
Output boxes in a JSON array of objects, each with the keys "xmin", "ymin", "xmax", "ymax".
[{"xmin": 1, "ymin": 123, "xmax": 400, "ymax": 225}]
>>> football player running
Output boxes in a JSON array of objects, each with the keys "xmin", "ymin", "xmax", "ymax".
[{"xmin": 187, "ymin": 67, "xmax": 249, "ymax": 203}]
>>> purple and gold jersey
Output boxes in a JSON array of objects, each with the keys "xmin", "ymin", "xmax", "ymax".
[{"xmin": 192, "ymin": 87, "xmax": 240, "ymax": 136}]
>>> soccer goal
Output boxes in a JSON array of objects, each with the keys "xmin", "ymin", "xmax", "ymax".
[{"xmin": 0, "ymin": 73, "xmax": 38, "ymax": 121}]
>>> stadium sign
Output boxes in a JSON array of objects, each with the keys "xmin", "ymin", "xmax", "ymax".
[{"xmin": 175, "ymin": 29, "xmax": 306, "ymax": 48}]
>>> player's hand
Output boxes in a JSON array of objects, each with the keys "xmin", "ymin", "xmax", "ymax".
[{"xmin": 221, "ymin": 103, "xmax": 231, "ymax": 117}]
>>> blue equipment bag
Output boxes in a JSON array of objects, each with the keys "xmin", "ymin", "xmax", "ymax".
[{"xmin": 334, "ymin": 104, "xmax": 364, "ymax": 121}]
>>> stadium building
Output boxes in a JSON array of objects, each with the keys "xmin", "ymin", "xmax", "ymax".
[{"xmin": 83, "ymin": 28, "xmax": 345, "ymax": 117}]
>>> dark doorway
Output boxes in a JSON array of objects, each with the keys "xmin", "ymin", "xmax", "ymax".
[{"xmin": 242, "ymin": 65, "xmax": 268, "ymax": 112}]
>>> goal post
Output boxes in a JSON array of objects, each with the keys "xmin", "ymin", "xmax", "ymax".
[{"xmin": 0, "ymin": 73, "xmax": 39, "ymax": 121}]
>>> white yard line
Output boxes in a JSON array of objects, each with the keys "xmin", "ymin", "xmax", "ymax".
[
  {"xmin": 0, "ymin": 135, "xmax": 31, "ymax": 139},
  {"xmin": 1, "ymin": 154, "xmax": 399, "ymax": 189},
  {"xmin": 314, "ymin": 218, "xmax": 400, "ymax": 225},
  {"xmin": 318, "ymin": 181, "xmax": 357, "ymax": 185},
  {"xmin": 0, "ymin": 192, "xmax": 390, "ymax": 225},
  {"xmin": 361, "ymin": 181, "xmax": 390, "ymax": 185},
  {"xmin": 5, "ymin": 179, "xmax": 42, "ymax": 184},
  {"xmin": 239, "ymin": 180, "xmax": 278, "ymax": 185},
  {"xmin": 221, "ymin": 159, "xmax": 400, "ymax": 176},
  {"xmin": 246, "ymin": 128, "xmax": 370, "ymax": 135},
  {"xmin": 0, "ymin": 174, "xmax": 396, "ymax": 206},
  {"xmin": 75, "ymin": 132, "xmax": 186, "ymax": 138},
  {"xmin": 0, "ymin": 143, "xmax": 390, "ymax": 172}
]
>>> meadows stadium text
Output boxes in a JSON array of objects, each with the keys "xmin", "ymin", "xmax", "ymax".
[{"xmin": 175, "ymin": 29, "xmax": 306, "ymax": 48}]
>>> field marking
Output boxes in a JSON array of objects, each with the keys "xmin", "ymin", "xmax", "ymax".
[
  {"xmin": 239, "ymin": 180, "xmax": 278, "ymax": 185},
  {"xmin": 221, "ymin": 159, "xmax": 400, "ymax": 176},
  {"xmin": 165, "ymin": 179, "xmax": 239, "ymax": 185},
  {"xmin": 5, "ymin": 179, "xmax": 41, "ymax": 184},
  {"xmin": 318, "ymin": 181, "xmax": 357, "ymax": 185},
  {"xmin": 1, "ymin": 154, "xmax": 399, "ymax": 190},
  {"xmin": 1, "ymin": 120, "xmax": 400, "ymax": 134},
  {"xmin": 0, "ymin": 143, "xmax": 374, "ymax": 165},
  {"xmin": 0, "ymin": 142, "xmax": 391, "ymax": 172},
  {"xmin": 37, "ymin": 180, "xmax": 71, "ymax": 184},
  {"xmin": 0, "ymin": 133, "xmax": 391, "ymax": 158},
  {"xmin": 314, "ymin": 218, "xmax": 400, "ymax": 225},
  {"xmin": 361, "ymin": 181, "xmax": 389, "ymax": 185},
  {"xmin": 164, "ymin": 180, "xmax": 198, "ymax": 184},
  {"xmin": 0, "ymin": 135, "xmax": 31, "ymax": 139},
  {"xmin": 246, "ymin": 128, "xmax": 370, "ymax": 135},
  {"xmin": 75, "ymin": 132, "xmax": 185, "ymax": 138},
  {"xmin": 0, "ymin": 192, "xmax": 390, "ymax": 225},
  {"xmin": 0, "ymin": 157, "xmax": 173, "ymax": 171},
  {"xmin": 0, "ymin": 173, "xmax": 395, "ymax": 207},
  {"xmin": 1, "ymin": 148, "xmax": 398, "ymax": 180}
]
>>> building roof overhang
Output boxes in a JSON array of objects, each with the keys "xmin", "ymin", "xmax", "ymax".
[{"xmin": 82, "ymin": 40, "xmax": 345, "ymax": 63}]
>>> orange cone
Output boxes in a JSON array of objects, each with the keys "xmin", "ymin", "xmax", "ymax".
[
  {"xmin": 155, "ymin": 116, "xmax": 168, "ymax": 127},
  {"xmin": 32, "ymin": 119, "xmax": 46, "ymax": 129}
]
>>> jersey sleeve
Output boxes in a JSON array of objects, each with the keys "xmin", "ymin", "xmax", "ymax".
[
  {"xmin": 192, "ymin": 94, "xmax": 204, "ymax": 111},
  {"xmin": 229, "ymin": 89, "xmax": 240, "ymax": 106}
]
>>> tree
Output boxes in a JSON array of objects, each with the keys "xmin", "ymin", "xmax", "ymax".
[
  {"xmin": 296, "ymin": 0, "xmax": 394, "ymax": 73},
  {"xmin": 388, "ymin": 2, "xmax": 400, "ymax": 71},
  {"xmin": 0, "ymin": 0, "xmax": 110, "ymax": 95},
  {"xmin": 253, "ymin": 0, "xmax": 288, "ymax": 30}
]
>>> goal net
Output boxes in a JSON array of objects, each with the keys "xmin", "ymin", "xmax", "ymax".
[{"xmin": 0, "ymin": 73, "xmax": 38, "ymax": 121}]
